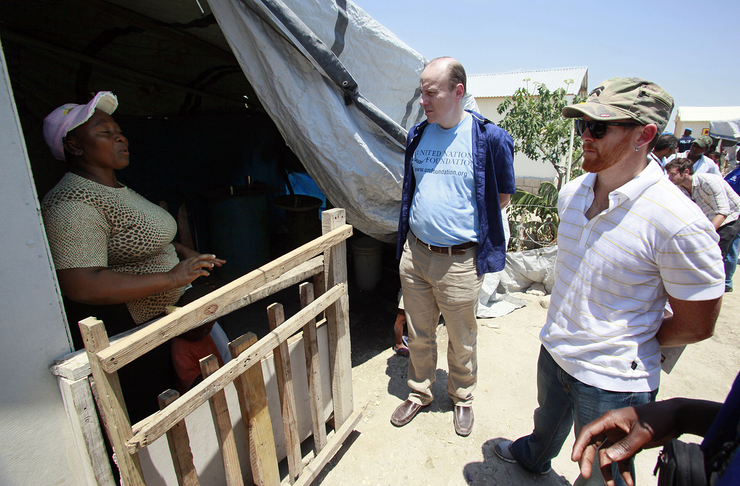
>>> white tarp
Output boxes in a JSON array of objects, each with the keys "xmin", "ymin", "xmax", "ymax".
[
  {"xmin": 476, "ymin": 244, "xmax": 557, "ymax": 318},
  {"xmin": 208, "ymin": 0, "xmax": 477, "ymax": 241},
  {"xmin": 710, "ymin": 119, "xmax": 740, "ymax": 141}
]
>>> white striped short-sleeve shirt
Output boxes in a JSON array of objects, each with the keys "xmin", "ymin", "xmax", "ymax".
[
  {"xmin": 690, "ymin": 173, "xmax": 740, "ymax": 225},
  {"xmin": 540, "ymin": 161, "xmax": 724, "ymax": 393}
]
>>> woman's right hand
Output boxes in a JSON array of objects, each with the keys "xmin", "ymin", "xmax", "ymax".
[
  {"xmin": 58, "ymin": 255, "xmax": 226, "ymax": 306},
  {"xmin": 168, "ymin": 254, "xmax": 226, "ymax": 287}
]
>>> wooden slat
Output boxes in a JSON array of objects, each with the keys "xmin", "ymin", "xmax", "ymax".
[
  {"xmin": 293, "ymin": 410, "xmax": 363, "ymax": 486},
  {"xmin": 231, "ymin": 257, "xmax": 323, "ymax": 309},
  {"xmin": 98, "ymin": 225, "xmax": 351, "ymax": 373},
  {"xmin": 158, "ymin": 390, "xmax": 199, "ymax": 486},
  {"xmin": 299, "ymin": 283, "xmax": 327, "ymax": 453},
  {"xmin": 322, "ymin": 209, "xmax": 354, "ymax": 428},
  {"xmin": 78, "ymin": 317, "xmax": 145, "ymax": 486},
  {"xmin": 128, "ymin": 284, "xmax": 345, "ymax": 452},
  {"xmin": 200, "ymin": 355, "xmax": 244, "ymax": 486},
  {"xmin": 267, "ymin": 303, "xmax": 303, "ymax": 483},
  {"xmin": 49, "ymin": 257, "xmax": 323, "ymax": 383},
  {"xmin": 57, "ymin": 376, "xmax": 116, "ymax": 486},
  {"xmin": 228, "ymin": 333, "xmax": 280, "ymax": 486},
  {"xmin": 312, "ymin": 258, "xmax": 327, "ymax": 324}
]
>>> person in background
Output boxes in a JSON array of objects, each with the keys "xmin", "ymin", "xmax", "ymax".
[
  {"xmin": 667, "ymin": 135, "xmax": 721, "ymax": 176},
  {"xmin": 392, "ymin": 57, "xmax": 515, "ymax": 437},
  {"xmin": 649, "ymin": 134, "xmax": 677, "ymax": 168},
  {"xmin": 170, "ymin": 285, "xmax": 232, "ymax": 394},
  {"xmin": 724, "ymin": 166, "xmax": 740, "ymax": 292},
  {"xmin": 41, "ymin": 91, "xmax": 225, "ymax": 420},
  {"xmin": 493, "ymin": 78, "xmax": 724, "ymax": 485},
  {"xmin": 392, "ymin": 290, "xmax": 409, "ymax": 357},
  {"xmin": 572, "ymin": 370, "xmax": 740, "ymax": 486},
  {"xmin": 665, "ymin": 157, "xmax": 740, "ymax": 292},
  {"xmin": 677, "ymin": 127, "xmax": 695, "ymax": 152}
]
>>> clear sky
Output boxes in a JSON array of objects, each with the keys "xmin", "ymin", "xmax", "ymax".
[{"xmin": 359, "ymin": 0, "xmax": 740, "ymax": 118}]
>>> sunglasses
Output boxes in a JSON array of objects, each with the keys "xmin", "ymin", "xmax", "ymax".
[{"xmin": 575, "ymin": 119, "xmax": 638, "ymax": 139}]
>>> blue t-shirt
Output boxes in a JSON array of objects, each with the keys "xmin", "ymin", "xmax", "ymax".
[
  {"xmin": 702, "ymin": 370, "xmax": 740, "ymax": 485},
  {"xmin": 725, "ymin": 166, "xmax": 740, "ymax": 196},
  {"xmin": 409, "ymin": 114, "xmax": 477, "ymax": 246}
]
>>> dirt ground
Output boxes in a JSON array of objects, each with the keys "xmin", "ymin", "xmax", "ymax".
[{"xmin": 311, "ymin": 287, "xmax": 740, "ymax": 486}]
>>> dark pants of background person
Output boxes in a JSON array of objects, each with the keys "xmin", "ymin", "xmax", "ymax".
[
  {"xmin": 510, "ymin": 346, "xmax": 657, "ymax": 486},
  {"xmin": 725, "ymin": 234, "xmax": 740, "ymax": 290},
  {"xmin": 718, "ymin": 218, "xmax": 740, "ymax": 260}
]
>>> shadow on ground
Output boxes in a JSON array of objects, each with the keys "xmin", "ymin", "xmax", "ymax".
[
  {"xmin": 462, "ymin": 439, "xmax": 571, "ymax": 485},
  {"xmin": 386, "ymin": 358, "xmax": 451, "ymax": 406},
  {"xmin": 310, "ymin": 430, "xmax": 362, "ymax": 485}
]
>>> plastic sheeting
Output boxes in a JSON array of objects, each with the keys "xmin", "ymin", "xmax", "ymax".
[
  {"xmin": 477, "ymin": 244, "xmax": 557, "ymax": 318},
  {"xmin": 208, "ymin": 0, "xmax": 478, "ymax": 241},
  {"xmin": 710, "ymin": 119, "xmax": 740, "ymax": 142}
]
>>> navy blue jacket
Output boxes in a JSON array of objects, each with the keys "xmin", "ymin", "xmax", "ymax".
[{"xmin": 396, "ymin": 110, "xmax": 516, "ymax": 275}]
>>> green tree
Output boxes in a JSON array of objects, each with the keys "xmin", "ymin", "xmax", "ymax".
[{"xmin": 497, "ymin": 80, "xmax": 584, "ymax": 189}]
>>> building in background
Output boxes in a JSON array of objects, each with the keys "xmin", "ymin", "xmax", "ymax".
[
  {"xmin": 674, "ymin": 107, "xmax": 740, "ymax": 138},
  {"xmin": 468, "ymin": 67, "xmax": 588, "ymax": 194}
]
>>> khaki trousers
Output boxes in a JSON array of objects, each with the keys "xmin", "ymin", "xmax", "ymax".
[{"xmin": 399, "ymin": 235, "xmax": 483, "ymax": 406}]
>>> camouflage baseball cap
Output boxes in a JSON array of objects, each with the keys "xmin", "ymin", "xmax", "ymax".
[
  {"xmin": 692, "ymin": 135, "xmax": 713, "ymax": 148},
  {"xmin": 562, "ymin": 77, "xmax": 674, "ymax": 133}
]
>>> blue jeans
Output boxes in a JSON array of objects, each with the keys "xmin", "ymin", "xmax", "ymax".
[
  {"xmin": 724, "ymin": 233, "xmax": 740, "ymax": 289},
  {"xmin": 510, "ymin": 346, "xmax": 657, "ymax": 485}
]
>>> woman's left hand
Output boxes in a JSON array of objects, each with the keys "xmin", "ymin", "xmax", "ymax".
[{"xmin": 168, "ymin": 253, "xmax": 226, "ymax": 288}]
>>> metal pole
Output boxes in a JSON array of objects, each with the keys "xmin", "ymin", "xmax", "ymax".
[{"xmin": 565, "ymin": 118, "xmax": 575, "ymax": 184}]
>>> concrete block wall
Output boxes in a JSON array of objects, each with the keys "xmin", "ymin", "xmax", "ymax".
[{"xmin": 515, "ymin": 177, "xmax": 553, "ymax": 195}]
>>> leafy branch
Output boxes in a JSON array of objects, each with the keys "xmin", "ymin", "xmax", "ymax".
[{"xmin": 497, "ymin": 79, "xmax": 584, "ymax": 189}]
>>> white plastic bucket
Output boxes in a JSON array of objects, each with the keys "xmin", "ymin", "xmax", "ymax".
[{"xmin": 351, "ymin": 237, "xmax": 383, "ymax": 290}]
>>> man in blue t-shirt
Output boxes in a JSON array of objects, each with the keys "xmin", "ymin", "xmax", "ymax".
[
  {"xmin": 725, "ymin": 166, "xmax": 740, "ymax": 292},
  {"xmin": 391, "ymin": 57, "xmax": 515, "ymax": 437}
]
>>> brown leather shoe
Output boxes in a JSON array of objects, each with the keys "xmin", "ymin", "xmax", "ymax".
[
  {"xmin": 453, "ymin": 405, "xmax": 474, "ymax": 436},
  {"xmin": 390, "ymin": 399, "xmax": 427, "ymax": 427}
]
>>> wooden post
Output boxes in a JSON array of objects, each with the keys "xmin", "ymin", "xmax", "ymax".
[
  {"xmin": 200, "ymin": 355, "xmax": 244, "ymax": 486},
  {"xmin": 78, "ymin": 317, "xmax": 145, "ymax": 486},
  {"xmin": 158, "ymin": 389, "xmax": 199, "ymax": 486},
  {"xmin": 57, "ymin": 375, "xmax": 116, "ymax": 486},
  {"xmin": 228, "ymin": 333, "xmax": 280, "ymax": 486},
  {"xmin": 267, "ymin": 303, "xmax": 303, "ymax": 483},
  {"xmin": 292, "ymin": 410, "xmax": 363, "ymax": 486},
  {"xmin": 321, "ymin": 209, "xmax": 354, "ymax": 428},
  {"xmin": 299, "ymin": 282, "xmax": 327, "ymax": 453}
]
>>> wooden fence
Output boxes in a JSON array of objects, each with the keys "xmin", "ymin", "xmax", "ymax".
[{"xmin": 51, "ymin": 208, "xmax": 360, "ymax": 485}]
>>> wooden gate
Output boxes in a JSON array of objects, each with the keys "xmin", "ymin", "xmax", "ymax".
[{"xmin": 71, "ymin": 208, "xmax": 359, "ymax": 485}]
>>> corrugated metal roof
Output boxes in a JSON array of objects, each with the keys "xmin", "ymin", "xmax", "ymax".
[
  {"xmin": 675, "ymin": 106, "xmax": 740, "ymax": 122},
  {"xmin": 468, "ymin": 67, "xmax": 588, "ymax": 98}
]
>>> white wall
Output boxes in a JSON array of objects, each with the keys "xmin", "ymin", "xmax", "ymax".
[
  {"xmin": 475, "ymin": 97, "xmax": 558, "ymax": 183},
  {"xmin": 0, "ymin": 40, "xmax": 84, "ymax": 485},
  {"xmin": 675, "ymin": 121, "xmax": 710, "ymax": 140}
]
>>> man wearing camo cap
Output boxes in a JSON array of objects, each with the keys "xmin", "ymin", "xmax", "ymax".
[
  {"xmin": 667, "ymin": 134, "xmax": 722, "ymax": 176},
  {"xmin": 493, "ymin": 78, "xmax": 725, "ymax": 485}
]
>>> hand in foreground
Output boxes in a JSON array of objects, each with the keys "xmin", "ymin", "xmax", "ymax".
[
  {"xmin": 169, "ymin": 253, "xmax": 225, "ymax": 287},
  {"xmin": 571, "ymin": 401, "xmax": 684, "ymax": 486}
]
